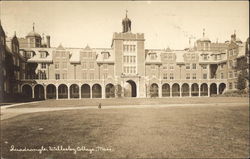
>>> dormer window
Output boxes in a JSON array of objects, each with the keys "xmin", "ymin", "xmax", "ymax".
[
  {"xmin": 150, "ymin": 53, "xmax": 157, "ymax": 60},
  {"xmin": 203, "ymin": 54, "xmax": 208, "ymax": 60},
  {"xmin": 40, "ymin": 52, "xmax": 47, "ymax": 58}
]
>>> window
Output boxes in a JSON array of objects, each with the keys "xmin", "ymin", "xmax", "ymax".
[
  {"xmin": 82, "ymin": 62, "xmax": 87, "ymax": 69},
  {"xmin": 234, "ymin": 70, "xmax": 238, "ymax": 78},
  {"xmin": 41, "ymin": 63, "xmax": 46, "ymax": 69},
  {"xmin": 186, "ymin": 63, "xmax": 190, "ymax": 69},
  {"xmin": 192, "ymin": 63, "xmax": 196, "ymax": 69},
  {"xmin": 203, "ymin": 74, "xmax": 207, "ymax": 79},
  {"xmin": 40, "ymin": 52, "xmax": 46, "ymax": 58},
  {"xmin": 150, "ymin": 53, "xmax": 157, "ymax": 60},
  {"xmin": 103, "ymin": 73, "xmax": 108, "ymax": 79},
  {"xmin": 186, "ymin": 73, "xmax": 190, "ymax": 79},
  {"xmin": 169, "ymin": 64, "xmax": 174, "ymax": 70},
  {"xmin": 229, "ymin": 71, "xmax": 233, "ymax": 78},
  {"xmin": 191, "ymin": 54, "xmax": 196, "ymax": 60},
  {"xmin": 170, "ymin": 73, "xmax": 174, "ymax": 79},
  {"xmin": 217, "ymin": 54, "xmax": 221, "ymax": 60},
  {"xmin": 229, "ymin": 82, "xmax": 233, "ymax": 89},
  {"xmin": 82, "ymin": 72, "xmax": 87, "ymax": 79},
  {"xmin": 62, "ymin": 73, "xmax": 67, "ymax": 79},
  {"xmin": 203, "ymin": 55, "xmax": 208, "ymax": 60},
  {"xmin": 202, "ymin": 65, "xmax": 207, "ymax": 69},
  {"xmin": 89, "ymin": 73, "xmax": 94, "ymax": 79},
  {"xmin": 151, "ymin": 65, "xmax": 155, "ymax": 70},
  {"xmin": 163, "ymin": 73, "xmax": 167, "ymax": 79},
  {"xmin": 220, "ymin": 64, "xmax": 224, "ymax": 69},
  {"xmin": 55, "ymin": 73, "xmax": 60, "ymax": 80},
  {"xmin": 163, "ymin": 65, "xmax": 167, "ymax": 69},
  {"xmin": 55, "ymin": 62, "xmax": 59, "ymax": 69},
  {"xmin": 62, "ymin": 62, "xmax": 67, "ymax": 69},
  {"xmin": 234, "ymin": 82, "xmax": 238, "ymax": 89},
  {"xmin": 103, "ymin": 64, "xmax": 108, "ymax": 70},
  {"xmin": 103, "ymin": 52, "xmax": 109, "ymax": 59},
  {"xmin": 221, "ymin": 73, "xmax": 224, "ymax": 79},
  {"xmin": 168, "ymin": 54, "xmax": 173, "ymax": 60},
  {"xmin": 89, "ymin": 62, "xmax": 94, "ymax": 69},
  {"xmin": 192, "ymin": 73, "xmax": 196, "ymax": 79}
]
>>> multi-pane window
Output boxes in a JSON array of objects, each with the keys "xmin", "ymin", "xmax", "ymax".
[
  {"xmin": 192, "ymin": 73, "xmax": 196, "ymax": 79},
  {"xmin": 103, "ymin": 64, "xmax": 108, "ymax": 70},
  {"xmin": 221, "ymin": 73, "xmax": 224, "ymax": 79},
  {"xmin": 82, "ymin": 62, "xmax": 87, "ymax": 69},
  {"xmin": 202, "ymin": 65, "xmax": 207, "ymax": 69},
  {"xmin": 89, "ymin": 62, "xmax": 94, "ymax": 69},
  {"xmin": 82, "ymin": 72, "xmax": 87, "ymax": 79},
  {"xmin": 203, "ymin": 55, "xmax": 208, "ymax": 60},
  {"xmin": 62, "ymin": 62, "xmax": 67, "ymax": 69},
  {"xmin": 150, "ymin": 53, "xmax": 157, "ymax": 60},
  {"xmin": 229, "ymin": 71, "xmax": 233, "ymax": 78},
  {"xmin": 123, "ymin": 45, "xmax": 136, "ymax": 52},
  {"xmin": 192, "ymin": 63, "xmax": 196, "ymax": 69},
  {"xmin": 191, "ymin": 54, "xmax": 196, "ymax": 60},
  {"xmin": 170, "ymin": 73, "xmax": 174, "ymax": 79},
  {"xmin": 163, "ymin": 65, "xmax": 167, "ymax": 69},
  {"xmin": 89, "ymin": 73, "xmax": 94, "ymax": 79},
  {"xmin": 55, "ymin": 62, "xmax": 59, "ymax": 69},
  {"xmin": 40, "ymin": 52, "xmax": 46, "ymax": 58},
  {"xmin": 103, "ymin": 52, "xmax": 109, "ymax": 59},
  {"xmin": 62, "ymin": 73, "xmax": 67, "ymax": 79},
  {"xmin": 186, "ymin": 63, "xmax": 190, "ymax": 69},
  {"xmin": 229, "ymin": 82, "xmax": 233, "ymax": 89},
  {"xmin": 234, "ymin": 82, "xmax": 238, "ymax": 89},
  {"xmin": 234, "ymin": 70, "xmax": 238, "ymax": 78},
  {"xmin": 55, "ymin": 73, "xmax": 60, "ymax": 80},
  {"xmin": 203, "ymin": 73, "xmax": 207, "ymax": 79},
  {"xmin": 186, "ymin": 73, "xmax": 190, "ymax": 79},
  {"xmin": 41, "ymin": 63, "xmax": 46, "ymax": 69},
  {"xmin": 169, "ymin": 64, "xmax": 174, "ymax": 70},
  {"xmin": 163, "ymin": 73, "xmax": 167, "ymax": 79}
]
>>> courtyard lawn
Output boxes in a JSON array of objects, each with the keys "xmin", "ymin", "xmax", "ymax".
[
  {"xmin": 1, "ymin": 104, "xmax": 249, "ymax": 158},
  {"xmin": 9, "ymin": 97, "xmax": 249, "ymax": 108}
]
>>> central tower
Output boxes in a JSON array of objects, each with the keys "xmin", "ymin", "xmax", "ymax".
[{"xmin": 111, "ymin": 11, "xmax": 146, "ymax": 98}]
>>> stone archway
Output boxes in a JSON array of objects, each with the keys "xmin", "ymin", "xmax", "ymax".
[
  {"xmin": 34, "ymin": 84, "xmax": 45, "ymax": 100},
  {"xmin": 81, "ymin": 84, "xmax": 90, "ymax": 98},
  {"xmin": 210, "ymin": 83, "xmax": 217, "ymax": 96},
  {"xmin": 150, "ymin": 83, "xmax": 159, "ymax": 97},
  {"xmin": 124, "ymin": 80, "xmax": 137, "ymax": 97},
  {"xmin": 181, "ymin": 83, "xmax": 189, "ymax": 97},
  {"xmin": 22, "ymin": 84, "xmax": 32, "ymax": 99},
  {"xmin": 162, "ymin": 83, "xmax": 170, "ymax": 97},
  {"xmin": 106, "ymin": 83, "xmax": 115, "ymax": 98},
  {"xmin": 92, "ymin": 84, "xmax": 102, "ymax": 98},
  {"xmin": 191, "ymin": 83, "xmax": 199, "ymax": 96},
  {"xmin": 219, "ymin": 83, "xmax": 226, "ymax": 94},
  {"xmin": 172, "ymin": 83, "xmax": 180, "ymax": 97},
  {"xmin": 58, "ymin": 84, "xmax": 68, "ymax": 99},
  {"xmin": 200, "ymin": 83, "xmax": 208, "ymax": 96},
  {"xmin": 46, "ymin": 84, "xmax": 56, "ymax": 99},
  {"xmin": 70, "ymin": 84, "xmax": 79, "ymax": 98}
]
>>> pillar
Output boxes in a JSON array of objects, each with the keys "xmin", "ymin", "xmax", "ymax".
[
  {"xmin": 208, "ymin": 85, "xmax": 210, "ymax": 97},
  {"xmin": 90, "ymin": 85, "xmax": 92, "ymax": 99},
  {"xmin": 208, "ymin": 64, "xmax": 210, "ymax": 79},
  {"xmin": 102, "ymin": 84, "xmax": 105, "ymax": 99},
  {"xmin": 158, "ymin": 83, "xmax": 162, "ymax": 98},
  {"xmin": 170, "ymin": 85, "xmax": 172, "ymax": 98},
  {"xmin": 32, "ymin": 86, "xmax": 35, "ymax": 99},
  {"xmin": 56, "ymin": 86, "xmax": 58, "ymax": 100},
  {"xmin": 67, "ymin": 85, "xmax": 70, "ymax": 99},
  {"xmin": 44, "ymin": 85, "xmax": 47, "ymax": 100},
  {"xmin": 216, "ymin": 83, "xmax": 219, "ymax": 95},
  {"xmin": 180, "ymin": 83, "xmax": 182, "ymax": 97},
  {"xmin": 79, "ymin": 84, "xmax": 81, "ymax": 99},
  {"xmin": 189, "ymin": 84, "xmax": 191, "ymax": 97},
  {"xmin": 198, "ymin": 84, "xmax": 201, "ymax": 97}
]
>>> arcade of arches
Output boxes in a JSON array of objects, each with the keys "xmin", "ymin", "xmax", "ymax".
[{"xmin": 21, "ymin": 82, "xmax": 226, "ymax": 100}]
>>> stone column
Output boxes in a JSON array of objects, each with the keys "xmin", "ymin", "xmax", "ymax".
[
  {"xmin": 56, "ymin": 85, "xmax": 58, "ymax": 100},
  {"xmin": 216, "ymin": 83, "xmax": 219, "ymax": 95},
  {"xmin": 198, "ymin": 84, "xmax": 201, "ymax": 97},
  {"xmin": 189, "ymin": 84, "xmax": 192, "ymax": 97},
  {"xmin": 44, "ymin": 85, "xmax": 47, "ymax": 100},
  {"xmin": 180, "ymin": 83, "xmax": 182, "ymax": 97},
  {"xmin": 158, "ymin": 83, "xmax": 162, "ymax": 98},
  {"xmin": 79, "ymin": 84, "xmax": 81, "ymax": 99},
  {"xmin": 102, "ymin": 84, "xmax": 105, "ymax": 99},
  {"xmin": 170, "ymin": 85, "xmax": 172, "ymax": 98},
  {"xmin": 208, "ymin": 85, "xmax": 210, "ymax": 97},
  {"xmin": 32, "ymin": 86, "xmax": 35, "ymax": 99},
  {"xmin": 90, "ymin": 85, "xmax": 92, "ymax": 99},
  {"xmin": 67, "ymin": 85, "xmax": 70, "ymax": 99}
]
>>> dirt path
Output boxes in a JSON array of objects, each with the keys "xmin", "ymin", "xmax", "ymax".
[{"xmin": 1, "ymin": 102, "xmax": 248, "ymax": 121}]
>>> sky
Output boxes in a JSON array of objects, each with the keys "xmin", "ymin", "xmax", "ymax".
[{"xmin": 0, "ymin": 1, "xmax": 249, "ymax": 50}]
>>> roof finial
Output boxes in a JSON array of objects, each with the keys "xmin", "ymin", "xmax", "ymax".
[
  {"xmin": 33, "ymin": 22, "xmax": 35, "ymax": 31},
  {"xmin": 126, "ymin": 9, "xmax": 128, "ymax": 18},
  {"xmin": 203, "ymin": 28, "xmax": 205, "ymax": 37}
]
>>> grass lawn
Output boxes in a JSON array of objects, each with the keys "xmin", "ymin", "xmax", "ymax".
[
  {"xmin": 1, "ymin": 104, "xmax": 249, "ymax": 158},
  {"xmin": 9, "ymin": 97, "xmax": 249, "ymax": 108}
]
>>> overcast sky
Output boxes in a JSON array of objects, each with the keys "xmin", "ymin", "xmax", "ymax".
[{"xmin": 0, "ymin": 1, "xmax": 249, "ymax": 50}]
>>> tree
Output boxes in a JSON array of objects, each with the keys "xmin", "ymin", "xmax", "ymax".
[{"xmin": 237, "ymin": 72, "xmax": 246, "ymax": 90}]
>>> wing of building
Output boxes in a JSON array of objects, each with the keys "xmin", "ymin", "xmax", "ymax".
[{"xmin": 0, "ymin": 14, "xmax": 249, "ymax": 101}]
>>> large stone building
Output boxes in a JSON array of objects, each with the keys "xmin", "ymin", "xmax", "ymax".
[{"xmin": 0, "ymin": 13, "xmax": 249, "ymax": 101}]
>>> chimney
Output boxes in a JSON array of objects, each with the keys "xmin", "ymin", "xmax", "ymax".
[{"xmin": 46, "ymin": 35, "xmax": 50, "ymax": 48}]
